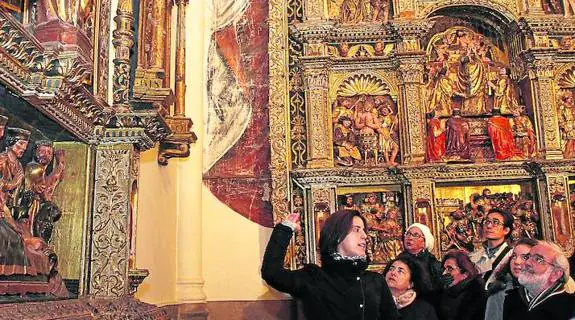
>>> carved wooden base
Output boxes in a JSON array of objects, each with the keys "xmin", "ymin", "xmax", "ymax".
[
  {"xmin": 33, "ymin": 19, "xmax": 93, "ymax": 63},
  {"xmin": 0, "ymin": 296, "xmax": 168, "ymax": 319}
]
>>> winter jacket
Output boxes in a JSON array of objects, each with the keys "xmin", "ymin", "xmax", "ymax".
[
  {"xmin": 437, "ymin": 275, "xmax": 487, "ymax": 320},
  {"xmin": 398, "ymin": 298, "xmax": 439, "ymax": 320},
  {"xmin": 261, "ymin": 224, "xmax": 400, "ymax": 320},
  {"xmin": 503, "ymin": 285, "xmax": 575, "ymax": 320}
]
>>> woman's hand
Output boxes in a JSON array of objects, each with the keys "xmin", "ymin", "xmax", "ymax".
[{"xmin": 283, "ymin": 212, "xmax": 301, "ymax": 232}]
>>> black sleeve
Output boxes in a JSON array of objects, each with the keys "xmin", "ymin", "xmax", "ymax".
[
  {"xmin": 380, "ymin": 280, "xmax": 401, "ymax": 320},
  {"xmin": 261, "ymin": 224, "xmax": 308, "ymax": 296}
]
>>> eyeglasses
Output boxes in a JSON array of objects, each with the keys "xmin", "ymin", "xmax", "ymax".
[
  {"xmin": 483, "ymin": 219, "xmax": 504, "ymax": 227},
  {"xmin": 510, "ymin": 253, "xmax": 530, "ymax": 262},
  {"xmin": 525, "ymin": 253, "xmax": 558, "ymax": 268},
  {"xmin": 404, "ymin": 231, "xmax": 424, "ymax": 239}
]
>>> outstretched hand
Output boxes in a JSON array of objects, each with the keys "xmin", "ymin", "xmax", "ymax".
[{"xmin": 284, "ymin": 212, "xmax": 301, "ymax": 232}]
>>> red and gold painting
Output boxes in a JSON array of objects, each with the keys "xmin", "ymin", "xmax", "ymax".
[{"xmin": 203, "ymin": 0, "xmax": 272, "ymax": 226}]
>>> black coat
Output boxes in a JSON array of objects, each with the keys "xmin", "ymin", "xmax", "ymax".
[
  {"xmin": 399, "ymin": 298, "xmax": 439, "ymax": 320},
  {"xmin": 261, "ymin": 224, "xmax": 400, "ymax": 320},
  {"xmin": 437, "ymin": 275, "xmax": 487, "ymax": 320},
  {"xmin": 503, "ymin": 286, "xmax": 575, "ymax": 320}
]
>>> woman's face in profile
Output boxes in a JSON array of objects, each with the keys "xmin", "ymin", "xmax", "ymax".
[{"xmin": 337, "ymin": 216, "xmax": 368, "ymax": 257}]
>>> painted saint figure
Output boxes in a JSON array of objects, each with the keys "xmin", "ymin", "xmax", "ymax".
[
  {"xmin": 445, "ymin": 109, "xmax": 471, "ymax": 160},
  {"xmin": 425, "ymin": 110, "xmax": 446, "ymax": 162},
  {"xmin": 488, "ymin": 109, "xmax": 522, "ymax": 161}
]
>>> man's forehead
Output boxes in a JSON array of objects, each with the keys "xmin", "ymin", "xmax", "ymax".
[{"xmin": 530, "ymin": 244, "xmax": 554, "ymax": 259}]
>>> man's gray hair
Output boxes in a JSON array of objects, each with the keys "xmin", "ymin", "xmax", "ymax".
[{"xmin": 539, "ymin": 240, "xmax": 570, "ymax": 283}]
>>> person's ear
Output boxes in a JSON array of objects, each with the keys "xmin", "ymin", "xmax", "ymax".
[
  {"xmin": 549, "ymin": 269, "xmax": 564, "ymax": 284},
  {"xmin": 504, "ymin": 227, "xmax": 510, "ymax": 236}
]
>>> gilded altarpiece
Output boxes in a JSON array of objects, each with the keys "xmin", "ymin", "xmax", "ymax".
[
  {"xmin": 269, "ymin": 0, "xmax": 575, "ymax": 269},
  {"xmin": 0, "ymin": 0, "xmax": 192, "ymax": 313}
]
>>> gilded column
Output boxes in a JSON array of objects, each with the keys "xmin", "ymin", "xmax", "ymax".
[
  {"xmin": 545, "ymin": 175, "xmax": 573, "ymax": 250},
  {"xmin": 88, "ymin": 144, "xmax": 134, "ymax": 296},
  {"xmin": 158, "ymin": 0, "xmax": 198, "ymax": 165},
  {"xmin": 528, "ymin": 53, "xmax": 563, "ymax": 159},
  {"xmin": 409, "ymin": 179, "xmax": 439, "ymax": 255},
  {"xmin": 303, "ymin": 59, "xmax": 333, "ymax": 168},
  {"xmin": 397, "ymin": 56, "xmax": 426, "ymax": 164},
  {"xmin": 308, "ymin": 186, "xmax": 335, "ymax": 263},
  {"xmin": 150, "ymin": 0, "xmax": 167, "ymax": 71},
  {"xmin": 112, "ymin": 0, "xmax": 135, "ymax": 112}
]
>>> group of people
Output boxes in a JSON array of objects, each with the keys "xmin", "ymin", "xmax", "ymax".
[
  {"xmin": 262, "ymin": 208, "xmax": 575, "ymax": 319},
  {"xmin": 444, "ymin": 190, "xmax": 539, "ymax": 251}
]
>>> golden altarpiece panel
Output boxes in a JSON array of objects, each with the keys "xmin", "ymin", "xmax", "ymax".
[
  {"xmin": 269, "ymin": 0, "xmax": 575, "ymax": 271},
  {"xmin": 0, "ymin": 0, "xmax": 194, "ymax": 316}
]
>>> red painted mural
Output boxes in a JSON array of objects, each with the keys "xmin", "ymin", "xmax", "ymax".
[{"xmin": 203, "ymin": 0, "xmax": 273, "ymax": 227}]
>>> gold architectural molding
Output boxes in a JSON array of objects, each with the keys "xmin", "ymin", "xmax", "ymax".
[
  {"xmin": 269, "ymin": 0, "xmax": 291, "ymax": 223},
  {"xmin": 157, "ymin": 0, "xmax": 197, "ymax": 165},
  {"xmin": 112, "ymin": 0, "xmax": 135, "ymax": 112},
  {"xmin": 133, "ymin": 0, "xmax": 173, "ymax": 103}
]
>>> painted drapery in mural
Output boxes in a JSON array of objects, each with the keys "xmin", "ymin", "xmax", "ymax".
[{"xmin": 203, "ymin": 0, "xmax": 272, "ymax": 226}]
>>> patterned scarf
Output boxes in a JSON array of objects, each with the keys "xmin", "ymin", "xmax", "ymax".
[{"xmin": 394, "ymin": 289, "xmax": 417, "ymax": 309}]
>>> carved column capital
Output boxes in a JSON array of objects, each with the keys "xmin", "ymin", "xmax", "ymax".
[{"xmin": 392, "ymin": 20, "xmax": 434, "ymax": 53}]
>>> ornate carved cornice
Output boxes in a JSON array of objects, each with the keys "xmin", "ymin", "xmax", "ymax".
[
  {"xmin": 290, "ymin": 161, "xmax": 565, "ymax": 186},
  {"xmin": 0, "ymin": 9, "xmax": 171, "ymax": 150},
  {"xmin": 295, "ymin": 22, "xmax": 399, "ymax": 43},
  {"xmin": 104, "ymin": 111, "xmax": 170, "ymax": 150}
]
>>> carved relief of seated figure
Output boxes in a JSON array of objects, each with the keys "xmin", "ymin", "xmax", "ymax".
[{"xmin": 0, "ymin": 127, "xmax": 67, "ymax": 297}]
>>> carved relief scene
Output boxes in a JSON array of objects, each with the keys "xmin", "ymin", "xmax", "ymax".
[
  {"xmin": 332, "ymin": 74, "xmax": 400, "ymax": 167},
  {"xmin": 424, "ymin": 26, "xmax": 536, "ymax": 163},
  {"xmin": 337, "ymin": 187, "xmax": 404, "ymax": 266},
  {"xmin": 556, "ymin": 68, "xmax": 575, "ymax": 158},
  {"xmin": 435, "ymin": 183, "xmax": 541, "ymax": 253}
]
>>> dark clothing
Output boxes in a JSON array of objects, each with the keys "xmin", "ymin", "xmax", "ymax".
[
  {"xmin": 399, "ymin": 298, "xmax": 439, "ymax": 320},
  {"xmin": 437, "ymin": 275, "xmax": 487, "ymax": 320},
  {"xmin": 261, "ymin": 224, "xmax": 400, "ymax": 320},
  {"xmin": 503, "ymin": 286, "xmax": 575, "ymax": 320},
  {"xmin": 399, "ymin": 250, "xmax": 443, "ymax": 292}
]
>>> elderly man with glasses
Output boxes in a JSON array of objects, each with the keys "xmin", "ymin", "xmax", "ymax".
[
  {"xmin": 469, "ymin": 208, "xmax": 514, "ymax": 289},
  {"xmin": 503, "ymin": 240, "xmax": 575, "ymax": 320}
]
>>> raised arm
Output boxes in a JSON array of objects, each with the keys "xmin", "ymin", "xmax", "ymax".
[{"xmin": 261, "ymin": 213, "xmax": 308, "ymax": 296}]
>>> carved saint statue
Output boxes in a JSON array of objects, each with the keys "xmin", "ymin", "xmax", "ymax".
[
  {"xmin": 0, "ymin": 128, "xmax": 68, "ymax": 297},
  {"xmin": 487, "ymin": 108, "xmax": 522, "ymax": 161},
  {"xmin": 334, "ymin": 116, "xmax": 361, "ymax": 166},
  {"xmin": 488, "ymin": 67, "xmax": 518, "ymax": 114},
  {"xmin": 512, "ymin": 106, "xmax": 536, "ymax": 158},
  {"xmin": 20, "ymin": 141, "xmax": 65, "ymax": 235},
  {"xmin": 37, "ymin": 0, "xmax": 93, "ymax": 31},
  {"xmin": 428, "ymin": 66, "xmax": 455, "ymax": 117},
  {"xmin": 425, "ymin": 110, "xmax": 446, "ymax": 162},
  {"xmin": 445, "ymin": 109, "xmax": 471, "ymax": 160},
  {"xmin": 558, "ymin": 92, "xmax": 575, "ymax": 158}
]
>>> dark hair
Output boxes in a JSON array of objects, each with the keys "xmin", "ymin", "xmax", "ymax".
[
  {"xmin": 385, "ymin": 254, "xmax": 432, "ymax": 295},
  {"xmin": 492, "ymin": 108, "xmax": 502, "ymax": 115},
  {"xmin": 492, "ymin": 237, "xmax": 539, "ymax": 284},
  {"xmin": 442, "ymin": 249, "xmax": 479, "ymax": 277},
  {"xmin": 487, "ymin": 208, "xmax": 514, "ymax": 238},
  {"xmin": 319, "ymin": 210, "xmax": 367, "ymax": 262}
]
